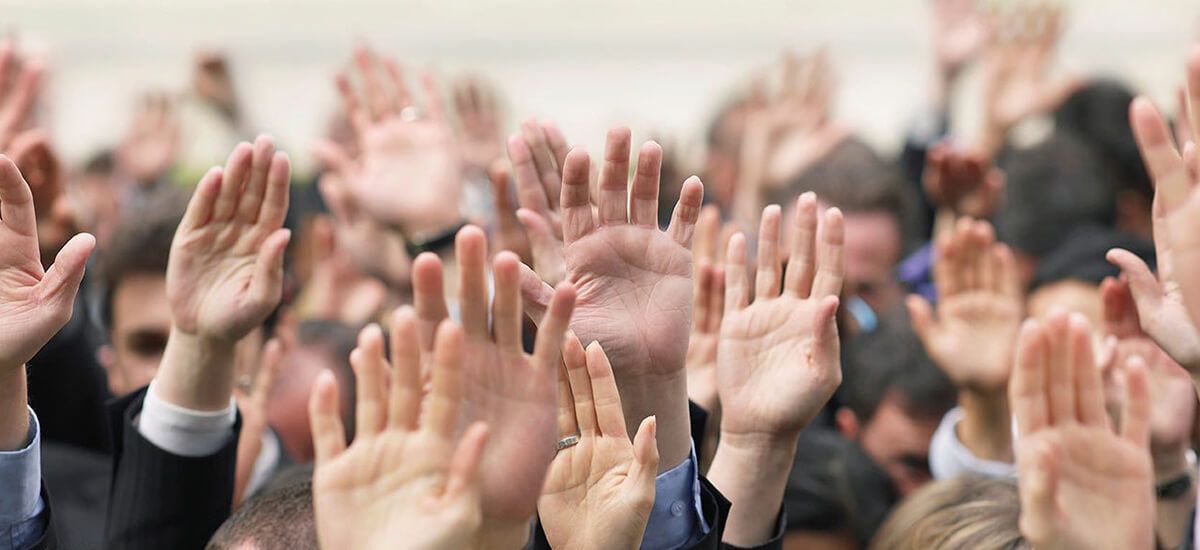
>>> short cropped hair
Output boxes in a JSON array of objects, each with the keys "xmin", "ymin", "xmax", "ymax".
[
  {"xmin": 838, "ymin": 307, "xmax": 956, "ymax": 423},
  {"xmin": 206, "ymin": 480, "xmax": 317, "ymax": 550}
]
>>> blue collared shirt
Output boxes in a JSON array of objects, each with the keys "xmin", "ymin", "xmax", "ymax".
[
  {"xmin": 0, "ymin": 408, "xmax": 46, "ymax": 550},
  {"xmin": 642, "ymin": 443, "xmax": 709, "ymax": 550}
]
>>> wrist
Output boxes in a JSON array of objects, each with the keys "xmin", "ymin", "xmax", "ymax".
[
  {"xmin": 154, "ymin": 327, "xmax": 239, "ymax": 411},
  {"xmin": 614, "ymin": 369, "xmax": 691, "ymax": 473},
  {"xmin": 715, "ymin": 429, "xmax": 801, "ymax": 459},
  {"xmin": 0, "ymin": 367, "xmax": 29, "ymax": 450},
  {"xmin": 957, "ymin": 389, "xmax": 1013, "ymax": 462}
]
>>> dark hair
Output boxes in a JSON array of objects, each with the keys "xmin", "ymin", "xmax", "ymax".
[
  {"xmin": 1031, "ymin": 224, "xmax": 1155, "ymax": 290},
  {"xmin": 81, "ymin": 149, "xmax": 117, "ymax": 177},
  {"xmin": 206, "ymin": 479, "xmax": 317, "ymax": 550},
  {"xmin": 96, "ymin": 189, "xmax": 188, "ymax": 331},
  {"xmin": 786, "ymin": 427, "xmax": 898, "ymax": 544},
  {"xmin": 775, "ymin": 136, "xmax": 919, "ymax": 252},
  {"xmin": 838, "ymin": 307, "xmax": 956, "ymax": 423},
  {"xmin": 1054, "ymin": 78, "xmax": 1150, "ymax": 199},
  {"xmin": 995, "ymin": 130, "xmax": 1119, "ymax": 258}
]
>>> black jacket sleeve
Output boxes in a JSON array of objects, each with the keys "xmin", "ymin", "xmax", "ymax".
[{"xmin": 104, "ymin": 387, "xmax": 241, "ymax": 550}]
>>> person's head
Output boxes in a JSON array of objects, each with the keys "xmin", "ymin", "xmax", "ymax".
[
  {"xmin": 776, "ymin": 136, "xmax": 915, "ymax": 313},
  {"xmin": 97, "ymin": 190, "xmax": 186, "ymax": 396},
  {"xmin": 870, "ymin": 476, "xmax": 1027, "ymax": 550},
  {"xmin": 1054, "ymin": 79, "xmax": 1152, "ymax": 239},
  {"xmin": 836, "ymin": 309, "xmax": 957, "ymax": 497},
  {"xmin": 1026, "ymin": 225, "xmax": 1155, "ymax": 325},
  {"xmin": 207, "ymin": 480, "xmax": 317, "ymax": 550},
  {"xmin": 267, "ymin": 319, "xmax": 357, "ymax": 463},
  {"xmin": 72, "ymin": 149, "xmax": 130, "ymax": 248},
  {"xmin": 996, "ymin": 131, "xmax": 1119, "ymax": 287}
]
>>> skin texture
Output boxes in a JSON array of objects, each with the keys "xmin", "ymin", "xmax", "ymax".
[
  {"xmin": 0, "ymin": 154, "xmax": 94, "ymax": 450},
  {"xmin": 517, "ymin": 127, "xmax": 706, "ymax": 474},
  {"xmin": 156, "ymin": 135, "xmax": 291, "ymax": 412},
  {"xmin": 310, "ymin": 318, "xmax": 489, "ymax": 550},
  {"xmin": 316, "ymin": 45, "xmax": 463, "ymax": 235},
  {"xmin": 1011, "ymin": 311, "xmax": 1155, "ymax": 550},
  {"xmin": 410, "ymin": 227, "xmax": 578, "ymax": 547},
  {"xmin": 539, "ymin": 339, "xmax": 659, "ymax": 550},
  {"xmin": 707, "ymin": 194, "xmax": 845, "ymax": 546}
]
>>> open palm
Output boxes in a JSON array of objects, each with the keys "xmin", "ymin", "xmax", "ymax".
[
  {"xmin": 540, "ymin": 338, "xmax": 658, "ymax": 550},
  {"xmin": 0, "ymin": 156, "xmax": 94, "ymax": 369},
  {"xmin": 718, "ymin": 195, "xmax": 844, "ymax": 436},
  {"xmin": 167, "ymin": 136, "xmax": 290, "ymax": 341},
  {"xmin": 311, "ymin": 316, "xmax": 488, "ymax": 550},
  {"xmin": 1011, "ymin": 312, "xmax": 1155, "ymax": 550},
  {"xmin": 558, "ymin": 128, "xmax": 704, "ymax": 377},
  {"xmin": 909, "ymin": 219, "xmax": 1022, "ymax": 393}
]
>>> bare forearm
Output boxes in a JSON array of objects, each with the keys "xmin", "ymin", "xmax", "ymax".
[
  {"xmin": 155, "ymin": 328, "xmax": 237, "ymax": 411},
  {"xmin": 0, "ymin": 367, "xmax": 29, "ymax": 450},
  {"xmin": 957, "ymin": 390, "xmax": 1013, "ymax": 463},
  {"xmin": 706, "ymin": 432, "xmax": 796, "ymax": 547},
  {"xmin": 616, "ymin": 371, "xmax": 691, "ymax": 473}
]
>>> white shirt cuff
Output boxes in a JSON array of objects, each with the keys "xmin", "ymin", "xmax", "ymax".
[
  {"xmin": 929, "ymin": 407, "xmax": 1016, "ymax": 480},
  {"xmin": 137, "ymin": 381, "xmax": 236, "ymax": 457}
]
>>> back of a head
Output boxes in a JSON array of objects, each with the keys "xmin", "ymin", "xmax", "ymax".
[
  {"xmin": 838, "ymin": 308, "xmax": 956, "ymax": 424},
  {"xmin": 207, "ymin": 480, "xmax": 317, "ymax": 550},
  {"xmin": 774, "ymin": 136, "xmax": 919, "ymax": 251},
  {"xmin": 1054, "ymin": 78, "xmax": 1149, "ymax": 198},
  {"xmin": 871, "ymin": 476, "xmax": 1027, "ymax": 550},
  {"xmin": 996, "ymin": 130, "xmax": 1119, "ymax": 259}
]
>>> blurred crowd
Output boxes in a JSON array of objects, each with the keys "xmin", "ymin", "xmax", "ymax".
[{"xmin": 3, "ymin": 1, "xmax": 1200, "ymax": 549}]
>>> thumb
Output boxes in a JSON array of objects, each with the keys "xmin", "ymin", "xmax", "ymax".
[
  {"xmin": 1106, "ymin": 248, "xmax": 1163, "ymax": 315},
  {"xmin": 39, "ymin": 232, "xmax": 96, "ymax": 310},
  {"xmin": 517, "ymin": 260, "xmax": 554, "ymax": 324},
  {"xmin": 516, "ymin": 208, "xmax": 563, "ymax": 269},
  {"xmin": 626, "ymin": 416, "xmax": 659, "ymax": 502}
]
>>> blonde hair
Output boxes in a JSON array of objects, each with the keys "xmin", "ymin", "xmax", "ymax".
[{"xmin": 870, "ymin": 476, "xmax": 1028, "ymax": 550}]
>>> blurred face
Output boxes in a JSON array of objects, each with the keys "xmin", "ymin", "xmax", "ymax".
[
  {"xmin": 1026, "ymin": 280, "xmax": 1102, "ymax": 325},
  {"xmin": 72, "ymin": 171, "xmax": 126, "ymax": 248},
  {"xmin": 856, "ymin": 392, "xmax": 939, "ymax": 498},
  {"xmin": 104, "ymin": 273, "xmax": 171, "ymax": 396},
  {"xmin": 267, "ymin": 345, "xmax": 341, "ymax": 463},
  {"xmin": 842, "ymin": 210, "xmax": 903, "ymax": 313}
]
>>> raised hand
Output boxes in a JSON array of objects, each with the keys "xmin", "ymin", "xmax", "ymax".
[
  {"xmin": 979, "ymin": 3, "xmax": 1080, "ymax": 155},
  {"xmin": 717, "ymin": 195, "xmax": 843, "ymax": 438},
  {"xmin": 931, "ymin": 0, "xmax": 989, "ymax": 78},
  {"xmin": 0, "ymin": 155, "xmax": 95, "ymax": 373},
  {"xmin": 317, "ymin": 45, "xmax": 463, "ymax": 235},
  {"xmin": 117, "ymin": 92, "xmax": 180, "ymax": 185},
  {"xmin": 539, "ymin": 338, "xmax": 659, "ymax": 550},
  {"xmin": 316, "ymin": 171, "xmax": 412, "ymax": 289},
  {"xmin": 507, "ymin": 118, "xmax": 570, "ymax": 285},
  {"xmin": 310, "ymin": 317, "xmax": 489, "ymax": 550},
  {"xmin": 707, "ymin": 194, "xmax": 843, "ymax": 546},
  {"xmin": 452, "ymin": 76, "xmax": 505, "ymax": 172},
  {"xmin": 233, "ymin": 337, "xmax": 283, "ymax": 507},
  {"xmin": 0, "ymin": 40, "xmax": 40, "ymax": 153},
  {"xmin": 518, "ymin": 127, "xmax": 704, "ymax": 472},
  {"xmin": 1123, "ymin": 48, "xmax": 1200, "ymax": 356},
  {"xmin": 1011, "ymin": 311, "xmax": 1155, "ymax": 550},
  {"xmin": 685, "ymin": 205, "xmax": 727, "ymax": 414},
  {"xmin": 158, "ymin": 135, "xmax": 290, "ymax": 410},
  {"xmin": 1099, "ymin": 277, "xmax": 1196, "ymax": 464},
  {"xmin": 922, "ymin": 144, "xmax": 1005, "ymax": 221},
  {"xmin": 412, "ymin": 226, "xmax": 576, "ymax": 545},
  {"xmin": 908, "ymin": 218, "xmax": 1023, "ymax": 394}
]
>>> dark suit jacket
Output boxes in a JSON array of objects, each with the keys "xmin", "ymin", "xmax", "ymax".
[
  {"xmin": 104, "ymin": 388, "xmax": 241, "ymax": 550},
  {"xmin": 40, "ymin": 442, "xmax": 109, "ymax": 550}
]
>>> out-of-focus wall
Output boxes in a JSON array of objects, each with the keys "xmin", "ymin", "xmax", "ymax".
[{"xmin": 7, "ymin": 0, "xmax": 1200, "ymax": 174}]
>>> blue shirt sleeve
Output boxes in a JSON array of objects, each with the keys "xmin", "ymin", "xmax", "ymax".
[
  {"xmin": 0, "ymin": 407, "xmax": 47, "ymax": 550},
  {"xmin": 640, "ymin": 442, "xmax": 709, "ymax": 550}
]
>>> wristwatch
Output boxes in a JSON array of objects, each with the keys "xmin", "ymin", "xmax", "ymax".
[
  {"xmin": 405, "ymin": 222, "xmax": 466, "ymax": 258},
  {"xmin": 1156, "ymin": 449, "xmax": 1197, "ymax": 500}
]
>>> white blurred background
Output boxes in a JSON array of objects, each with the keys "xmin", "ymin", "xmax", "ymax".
[{"xmin": 7, "ymin": 0, "xmax": 1200, "ymax": 173}]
